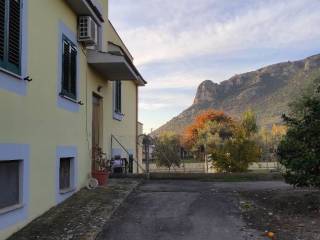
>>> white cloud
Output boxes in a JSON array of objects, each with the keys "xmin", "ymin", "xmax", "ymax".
[
  {"xmin": 110, "ymin": 0, "xmax": 320, "ymax": 130},
  {"xmin": 111, "ymin": 0, "xmax": 320, "ymax": 66}
]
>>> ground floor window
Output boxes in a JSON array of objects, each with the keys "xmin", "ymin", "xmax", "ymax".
[
  {"xmin": 0, "ymin": 160, "xmax": 21, "ymax": 210},
  {"xmin": 59, "ymin": 157, "xmax": 73, "ymax": 191}
]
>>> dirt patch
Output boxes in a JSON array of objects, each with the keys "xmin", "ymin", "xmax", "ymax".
[{"xmin": 239, "ymin": 188, "xmax": 320, "ymax": 240}]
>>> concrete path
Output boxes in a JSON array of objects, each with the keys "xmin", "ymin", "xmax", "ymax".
[{"xmin": 97, "ymin": 180, "xmax": 289, "ymax": 240}]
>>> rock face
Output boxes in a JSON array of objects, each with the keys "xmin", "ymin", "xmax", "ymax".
[
  {"xmin": 153, "ymin": 54, "xmax": 320, "ymax": 135},
  {"xmin": 193, "ymin": 80, "xmax": 219, "ymax": 104}
]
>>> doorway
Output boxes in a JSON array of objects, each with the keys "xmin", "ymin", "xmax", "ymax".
[{"xmin": 92, "ymin": 93, "xmax": 103, "ymax": 170}]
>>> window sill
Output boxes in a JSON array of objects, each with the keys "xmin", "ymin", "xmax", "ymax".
[
  {"xmin": 0, "ymin": 203, "xmax": 24, "ymax": 216},
  {"xmin": 59, "ymin": 93, "xmax": 80, "ymax": 104},
  {"xmin": 0, "ymin": 67, "xmax": 22, "ymax": 80},
  {"xmin": 59, "ymin": 187, "xmax": 76, "ymax": 195},
  {"xmin": 113, "ymin": 112, "xmax": 124, "ymax": 121}
]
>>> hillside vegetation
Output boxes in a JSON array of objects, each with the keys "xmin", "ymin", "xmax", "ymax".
[{"xmin": 153, "ymin": 54, "xmax": 320, "ymax": 135}]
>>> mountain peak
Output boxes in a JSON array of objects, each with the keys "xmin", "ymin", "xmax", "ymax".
[
  {"xmin": 193, "ymin": 80, "xmax": 219, "ymax": 104},
  {"xmin": 153, "ymin": 54, "xmax": 320, "ymax": 136}
]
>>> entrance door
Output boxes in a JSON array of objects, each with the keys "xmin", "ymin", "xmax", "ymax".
[{"xmin": 92, "ymin": 94, "xmax": 102, "ymax": 170}]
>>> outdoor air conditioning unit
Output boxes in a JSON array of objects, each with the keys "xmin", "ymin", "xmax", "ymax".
[{"xmin": 78, "ymin": 16, "xmax": 98, "ymax": 46}]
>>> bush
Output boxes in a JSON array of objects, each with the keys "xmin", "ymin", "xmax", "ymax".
[
  {"xmin": 278, "ymin": 81, "xmax": 320, "ymax": 187},
  {"xmin": 212, "ymin": 125, "xmax": 261, "ymax": 172},
  {"xmin": 153, "ymin": 132, "xmax": 181, "ymax": 170}
]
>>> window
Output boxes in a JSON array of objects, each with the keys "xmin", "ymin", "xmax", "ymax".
[
  {"xmin": 59, "ymin": 158, "xmax": 72, "ymax": 191},
  {"xmin": 61, "ymin": 36, "xmax": 77, "ymax": 100},
  {"xmin": 0, "ymin": 160, "xmax": 21, "ymax": 210},
  {"xmin": 114, "ymin": 80, "xmax": 122, "ymax": 113},
  {"xmin": 0, "ymin": 0, "xmax": 21, "ymax": 75}
]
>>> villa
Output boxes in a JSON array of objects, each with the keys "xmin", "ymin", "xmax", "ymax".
[{"xmin": 0, "ymin": 0, "xmax": 145, "ymax": 239}]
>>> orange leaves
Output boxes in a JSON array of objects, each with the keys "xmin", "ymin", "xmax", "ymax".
[{"xmin": 181, "ymin": 109, "xmax": 233, "ymax": 149}]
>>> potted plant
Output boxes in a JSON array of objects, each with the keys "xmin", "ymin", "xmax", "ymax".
[{"xmin": 92, "ymin": 146, "xmax": 111, "ymax": 186}]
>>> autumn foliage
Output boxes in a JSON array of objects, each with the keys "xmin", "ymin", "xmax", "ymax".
[
  {"xmin": 182, "ymin": 109, "xmax": 233, "ymax": 149},
  {"xmin": 182, "ymin": 108, "xmax": 261, "ymax": 172}
]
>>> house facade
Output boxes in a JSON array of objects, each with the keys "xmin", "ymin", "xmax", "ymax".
[{"xmin": 0, "ymin": 0, "xmax": 145, "ymax": 239}]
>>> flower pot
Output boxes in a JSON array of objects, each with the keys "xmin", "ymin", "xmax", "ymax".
[{"xmin": 92, "ymin": 170, "xmax": 110, "ymax": 186}]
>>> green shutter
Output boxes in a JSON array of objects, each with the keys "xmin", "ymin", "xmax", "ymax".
[
  {"xmin": 62, "ymin": 40, "xmax": 70, "ymax": 95},
  {"xmin": 118, "ymin": 81, "xmax": 122, "ymax": 112},
  {"xmin": 61, "ymin": 37, "xmax": 77, "ymax": 100},
  {"xmin": 8, "ymin": 0, "xmax": 20, "ymax": 72},
  {"xmin": 0, "ymin": 0, "xmax": 5, "ymax": 62},
  {"xmin": 70, "ymin": 46, "xmax": 77, "ymax": 98},
  {"xmin": 0, "ymin": 0, "xmax": 21, "ymax": 74}
]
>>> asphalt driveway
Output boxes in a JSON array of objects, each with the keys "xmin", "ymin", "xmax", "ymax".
[{"xmin": 97, "ymin": 180, "xmax": 290, "ymax": 240}]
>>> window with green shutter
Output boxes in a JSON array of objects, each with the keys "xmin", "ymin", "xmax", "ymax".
[
  {"xmin": 0, "ymin": 0, "xmax": 21, "ymax": 75},
  {"xmin": 114, "ymin": 80, "xmax": 122, "ymax": 113},
  {"xmin": 61, "ymin": 36, "xmax": 77, "ymax": 100}
]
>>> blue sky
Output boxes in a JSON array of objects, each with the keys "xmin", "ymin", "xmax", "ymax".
[{"xmin": 109, "ymin": 0, "xmax": 320, "ymax": 133}]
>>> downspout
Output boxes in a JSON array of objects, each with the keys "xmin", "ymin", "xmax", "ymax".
[{"xmin": 136, "ymin": 84, "xmax": 139, "ymax": 174}]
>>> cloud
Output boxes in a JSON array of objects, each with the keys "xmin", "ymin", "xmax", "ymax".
[
  {"xmin": 111, "ymin": 0, "xmax": 320, "ymax": 66},
  {"xmin": 109, "ymin": 0, "xmax": 320, "ymax": 130},
  {"xmin": 139, "ymin": 88, "xmax": 195, "ymax": 111}
]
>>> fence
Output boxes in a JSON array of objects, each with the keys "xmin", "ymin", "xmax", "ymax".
[{"xmin": 147, "ymin": 161, "xmax": 279, "ymax": 173}]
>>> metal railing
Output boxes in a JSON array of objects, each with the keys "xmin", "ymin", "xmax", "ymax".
[{"xmin": 110, "ymin": 134, "xmax": 146, "ymax": 174}]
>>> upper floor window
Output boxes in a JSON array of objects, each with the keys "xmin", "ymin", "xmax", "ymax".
[
  {"xmin": 114, "ymin": 80, "xmax": 122, "ymax": 113},
  {"xmin": 61, "ymin": 36, "xmax": 77, "ymax": 100},
  {"xmin": 0, "ymin": 0, "xmax": 21, "ymax": 75}
]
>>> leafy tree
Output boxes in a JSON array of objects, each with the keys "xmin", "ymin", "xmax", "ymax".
[
  {"xmin": 241, "ymin": 109, "xmax": 258, "ymax": 138},
  {"xmin": 278, "ymin": 82, "xmax": 320, "ymax": 187},
  {"xmin": 211, "ymin": 112, "xmax": 261, "ymax": 173},
  {"xmin": 153, "ymin": 131, "xmax": 181, "ymax": 170},
  {"xmin": 212, "ymin": 135, "xmax": 261, "ymax": 172},
  {"xmin": 181, "ymin": 109, "xmax": 234, "ymax": 151},
  {"xmin": 183, "ymin": 109, "xmax": 261, "ymax": 172}
]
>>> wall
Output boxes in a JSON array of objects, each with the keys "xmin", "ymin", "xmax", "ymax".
[{"xmin": 0, "ymin": 0, "xmax": 140, "ymax": 239}]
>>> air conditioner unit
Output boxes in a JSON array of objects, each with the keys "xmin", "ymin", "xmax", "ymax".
[{"xmin": 78, "ymin": 16, "xmax": 98, "ymax": 46}]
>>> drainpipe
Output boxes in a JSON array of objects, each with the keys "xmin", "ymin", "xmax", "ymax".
[{"xmin": 135, "ymin": 84, "xmax": 139, "ymax": 174}]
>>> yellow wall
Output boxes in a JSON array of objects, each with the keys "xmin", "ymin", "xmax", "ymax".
[{"xmin": 0, "ymin": 0, "xmax": 140, "ymax": 239}]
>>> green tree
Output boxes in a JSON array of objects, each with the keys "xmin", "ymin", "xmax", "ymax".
[
  {"xmin": 153, "ymin": 131, "xmax": 181, "ymax": 170},
  {"xmin": 241, "ymin": 109, "xmax": 258, "ymax": 138},
  {"xmin": 278, "ymin": 82, "xmax": 320, "ymax": 187},
  {"xmin": 212, "ymin": 136, "xmax": 261, "ymax": 172},
  {"xmin": 210, "ymin": 110, "xmax": 261, "ymax": 172}
]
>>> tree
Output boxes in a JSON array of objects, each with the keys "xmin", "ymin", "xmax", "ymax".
[
  {"xmin": 211, "ymin": 111, "xmax": 261, "ymax": 173},
  {"xmin": 241, "ymin": 109, "xmax": 258, "ymax": 138},
  {"xmin": 183, "ymin": 109, "xmax": 261, "ymax": 172},
  {"xmin": 278, "ymin": 83, "xmax": 320, "ymax": 187},
  {"xmin": 153, "ymin": 131, "xmax": 181, "ymax": 170},
  {"xmin": 181, "ymin": 109, "xmax": 234, "ymax": 151},
  {"xmin": 212, "ymin": 135, "xmax": 261, "ymax": 172}
]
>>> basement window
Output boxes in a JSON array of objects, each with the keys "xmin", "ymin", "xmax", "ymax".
[
  {"xmin": 59, "ymin": 157, "xmax": 73, "ymax": 192},
  {"xmin": 0, "ymin": 160, "xmax": 21, "ymax": 212}
]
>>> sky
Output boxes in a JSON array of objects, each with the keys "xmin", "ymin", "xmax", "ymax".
[{"xmin": 109, "ymin": 0, "xmax": 320, "ymax": 133}]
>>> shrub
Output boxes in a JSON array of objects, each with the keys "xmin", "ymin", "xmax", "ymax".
[{"xmin": 278, "ymin": 90, "xmax": 320, "ymax": 187}]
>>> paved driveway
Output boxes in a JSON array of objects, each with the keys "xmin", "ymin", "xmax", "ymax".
[{"xmin": 97, "ymin": 180, "xmax": 290, "ymax": 240}]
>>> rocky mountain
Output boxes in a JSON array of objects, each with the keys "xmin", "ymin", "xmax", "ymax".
[{"xmin": 153, "ymin": 54, "xmax": 320, "ymax": 135}]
